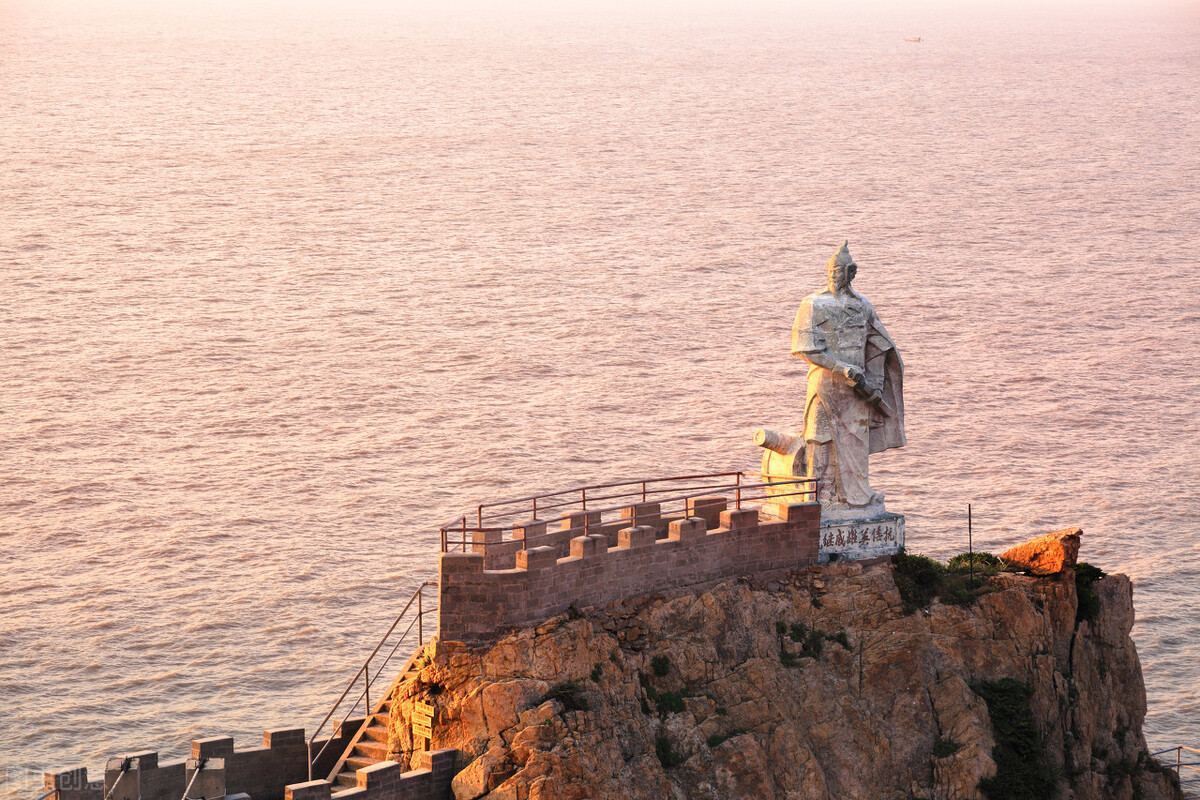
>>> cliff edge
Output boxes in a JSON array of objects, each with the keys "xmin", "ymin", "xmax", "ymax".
[{"xmin": 386, "ymin": 556, "xmax": 1182, "ymax": 800}]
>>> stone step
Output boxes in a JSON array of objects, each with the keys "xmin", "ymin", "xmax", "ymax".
[
  {"xmin": 360, "ymin": 722, "xmax": 390, "ymax": 743},
  {"xmin": 354, "ymin": 739, "xmax": 389, "ymax": 760},
  {"xmin": 333, "ymin": 771, "xmax": 358, "ymax": 789},
  {"xmin": 345, "ymin": 754, "xmax": 376, "ymax": 772}
]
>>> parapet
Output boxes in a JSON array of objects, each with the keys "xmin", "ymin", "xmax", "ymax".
[
  {"xmin": 438, "ymin": 495, "xmax": 820, "ymax": 644},
  {"xmin": 48, "ymin": 728, "xmax": 320, "ymax": 800}
]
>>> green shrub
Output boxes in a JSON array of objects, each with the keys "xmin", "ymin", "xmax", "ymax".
[
  {"xmin": 893, "ymin": 553, "xmax": 946, "ymax": 611},
  {"xmin": 800, "ymin": 629, "xmax": 825, "ymax": 659},
  {"xmin": 651, "ymin": 654, "xmax": 671, "ymax": 677},
  {"xmin": 972, "ymin": 679, "xmax": 1058, "ymax": 800},
  {"xmin": 657, "ymin": 692, "xmax": 686, "ymax": 714},
  {"xmin": 831, "ymin": 631, "xmax": 851, "ymax": 650},
  {"xmin": 590, "ymin": 663, "xmax": 603, "ymax": 683},
  {"xmin": 933, "ymin": 737, "xmax": 962, "ymax": 758},
  {"xmin": 894, "ymin": 552, "xmax": 1000, "ymax": 612},
  {"xmin": 1074, "ymin": 562, "xmax": 1106, "ymax": 623},
  {"xmin": 544, "ymin": 681, "xmax": 589, "ymax": 712},
  {"xmin": 567, "ymin": 603, "xmax": 583, "ymax": 620},
  {"xmin": 788, "ymin": 622, "xmax": 808, "ymax": 642},
  {"xmin": 656, "ymin": 733, "xmax": 684, "ymax": 768},
  {"xmin": 948, "ymin": 552, "xmax": 1005, "ymax": 574}
]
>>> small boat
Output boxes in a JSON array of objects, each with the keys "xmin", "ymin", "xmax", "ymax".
[{"xmin": 905, "ymin": 36, "xmax": 922, "ymax": 42}]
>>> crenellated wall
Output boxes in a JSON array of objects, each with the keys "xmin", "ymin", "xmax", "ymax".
[
  {"xmin": 438, "ymin": 502, "xmax": 820, "ymax": 643},
  {"xmin": 46, "ymin": 724, "xmax": 453, "ymax": 800}
]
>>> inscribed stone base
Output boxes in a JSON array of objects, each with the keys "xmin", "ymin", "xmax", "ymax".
[{"xmin": 818, "ymin": 511, "xmax": 904, "ymax": 563}]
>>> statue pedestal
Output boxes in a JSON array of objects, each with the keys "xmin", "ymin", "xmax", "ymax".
[{"xmin": 818, "ymin": 511, "xmax": 905, "ymax": 564}]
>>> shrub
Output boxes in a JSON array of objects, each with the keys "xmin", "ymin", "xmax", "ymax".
[
  {"xmin": 972, "ymin": 679, "xmax": 1058, "ymax": 800},
  {"xmin": 948, "ymin": 552, "xmax": 1005, "ymax": 574},
  {"xmin": 893, "ymin": 553, "xmax": 946, "ymax": 611},
  {"xmin": 933, "ymin": 737, "xmax": 962, "ymax": 758},
  {"xmin": 544, "ymin": 681, "xmax": 589, "ymax": 712},
  {"xmin": 651, "ymin": 654, "xmax": 671, "ymax": 677},
  {"xmin": 775, "ymin": 620, "xmax": 788, "ymax": 635},
  {"xmin": 567, "ymin": 603, "xmax": 583, "ymax": 620},
  {"xmin": 788, "ymin": 622, "xmax": 808, "ymax": 642},
  {"xmin": 590, "ymin": 663, "xmax": 603, "ymax": 683},
  {"xmin": 657, "ymin": 692, "xmax": 686, "ymax": 714},
  {"xmin": 831, "ymin": 631, "xmax": 851, "ymax": 650},
  {"xmin": 894, "ymin": 552, "xmax": 999, "ymax": 612},
  {"xmin": 655, "ymin": 733, "xmax": 684, "ymax": 768}
]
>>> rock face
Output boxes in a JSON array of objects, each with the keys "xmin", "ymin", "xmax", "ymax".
[
  {"xmin": 1000, "ymin": 527, "xmax": 1083, "ymax": 575},
  {"xmin": 388, "ymin": 559, "xmax": 1180, "ymax": 800}
]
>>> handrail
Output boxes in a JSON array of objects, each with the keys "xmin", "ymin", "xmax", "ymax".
[
  {"xmin": 307, "ymin": 581, "xmax": 437, "ymax": 781},
  {"xmin": 33, "ymin": 790, "xmax": 57, "ymax": 800},
  {"xmin": 1148, "ymin": 746, "xmax": 1200, "ymax": 798},
  {"xmin": 439, "ymin": 472, "xmax": 816, "ymax": 553}
]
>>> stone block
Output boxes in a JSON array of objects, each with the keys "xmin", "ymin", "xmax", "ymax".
[
  {"xmin": 764, "ymin": 501, "xmax": 820, "ymax": 524},
  {"xmin": 127, "ymin": 752, "xmax": 158, "ymax": 771},
  {"xmin": 621, "ymin": 502, "xmax": 661, "ymax": 529},
  {"xmin": 185, "ymin": 758, "xmax": 225, "ymax": 800},
  {"xmin": 284, "ymin": 779, "xmax": 332, "ymax": 800},
  {"xmin": 720, "ymin": 508, "xmax": 759, "ymax": 530},
  {"xmin": 516, "ymin": 546, "xmax": 557, "ymax": 571},
  {"xmin": 439, "ymin": 551, "xmax": 484, "ymax": 575},
  {"xmin": 569, "ymin": 535, "xmax": 605, "ymax": 559},
  {"xmin": 512, "ymin": 520, "xmax": 547, "ymax": 543},
  {"xmin": 357, "ymin": 761, "xmax": 400, "ymax": 792},
  {"xmin": 559, "ymin": 511, "xmax": 602, "ymax": 534},
  {"xmin": 192, "ymin": 737, "xmax": 235, "ymax": 759},
  {"xmin": 1000, "ymin": 528, "xmax": 1082, "ymax": 575},
  {"xmin": 667, "ymin": 517, "xmax": 706, "ymax": 543},
  {"xmin": 617, "ymin": 526, "xmax": 656, "ymax": 549},
  {"xmin": 45, "ymin": 768, "xmax": 90, "ymax": 793},
  {"xmin": 686, "ymin": 496, "xmax": 727, "ymax": 529},
  {"xmin": 263, "ymin": 728, "xmax": 305, "ymax": 748},
  {"xmin": 470, "ymin": 528, "xmax": 503, "ymax": 556}
]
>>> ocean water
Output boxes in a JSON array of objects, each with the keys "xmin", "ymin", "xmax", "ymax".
[{"xmin": 2, "ymin": 0, "xmax": 1198, "ymax": 793}]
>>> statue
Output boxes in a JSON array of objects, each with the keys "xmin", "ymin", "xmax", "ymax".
[{"xmin": 790, "ymin": 241, "xmax": 905, "ymax": 516}]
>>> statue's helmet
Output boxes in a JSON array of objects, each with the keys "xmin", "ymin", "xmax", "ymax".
[{"xmin": 827, "ymin": 240, "xmax": 856, "ymax": 271}]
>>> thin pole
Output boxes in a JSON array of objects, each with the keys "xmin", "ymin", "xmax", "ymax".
[
  {"xmin": 968, "ymin": 504, "xmax": 974, "ymax": 587},
  {"xmin": 418, "ymin": 586, "xmax": 423, "ymax": 645}
]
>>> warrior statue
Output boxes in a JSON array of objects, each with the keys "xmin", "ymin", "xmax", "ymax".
[{"xmin": 791, "ymin": 241, "xmax": 905, "ymax": 515}]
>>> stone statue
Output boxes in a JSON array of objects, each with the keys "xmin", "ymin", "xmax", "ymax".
[{"xmin": 790, "ymin": 241, "xmax": 905, "ymax": 517}]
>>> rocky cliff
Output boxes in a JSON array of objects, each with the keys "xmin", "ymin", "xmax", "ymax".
[{"xmin": 385, "ymin": 555, "xmax": 1181, "ymax": 800}]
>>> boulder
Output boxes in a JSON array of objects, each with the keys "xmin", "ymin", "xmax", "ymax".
[{"xmin": 1000, "ymin": 527, "xmax": 1082, "ymax": 575}]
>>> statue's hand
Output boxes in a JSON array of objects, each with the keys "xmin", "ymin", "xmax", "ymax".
[{"xmin": 838, "ymin": 364, "xmax": 865, "ymax": 385}]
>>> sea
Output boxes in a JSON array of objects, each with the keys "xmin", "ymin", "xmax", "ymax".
[{"xmin": 2, "ymin": 0, "xmax": 1198, "ymax": 794}]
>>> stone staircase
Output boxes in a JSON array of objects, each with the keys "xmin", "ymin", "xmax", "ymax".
[{"xmin": 326, "ymin": 650, "xmax": 425, "ymax": 794}]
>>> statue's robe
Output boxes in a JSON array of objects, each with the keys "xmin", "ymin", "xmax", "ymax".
[{"xmin": 791, "ymin": 289, "xmax": 905, "ymax": 507}]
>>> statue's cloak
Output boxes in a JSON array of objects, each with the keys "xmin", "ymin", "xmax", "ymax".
[{"xmin": 792, "ymin": 291, "xmax": 905, "ymax": 506}]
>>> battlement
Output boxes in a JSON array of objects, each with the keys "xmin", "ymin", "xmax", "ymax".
[
  {"xmin": 44, "ymin": 729, "xmax": 454, "ymax": 800},
  {"xmin": 438, "ymin": 500, "xmax": 820, "ymax": 643}
]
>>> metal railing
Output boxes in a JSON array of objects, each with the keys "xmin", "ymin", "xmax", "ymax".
[
  {"xmin": 1149, "ymin": 746, "xmax": 1200, "ymax": 797},
  {"xmin": 438, "ymin": 471, "xmax": 817, "ymax": 553},
  {"xmin": 307, "ymin": 581, "xmax": 437, "ymax": 781}
]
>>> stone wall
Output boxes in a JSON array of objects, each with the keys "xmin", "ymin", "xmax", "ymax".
[
  {"xmin": 45, "ymin": 723, "xmax": 360, "ymax": 800},
  {"xmin": 438, "ymin": 502, "xmax": 821, "ymax": 644},
  {"xmin": 284, "ymin": 750, "xmax": 455, "ymax": 800}
]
